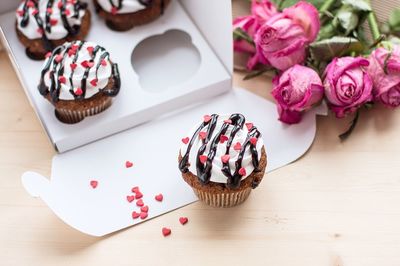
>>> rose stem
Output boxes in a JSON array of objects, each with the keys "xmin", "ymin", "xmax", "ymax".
[
  {"xmin": 367, "ymin": 1, "xmax": 381, "ymax": 41},
  {"xmin": 319, "ymin": 0, "xmax": 336, "ymax": 18}
]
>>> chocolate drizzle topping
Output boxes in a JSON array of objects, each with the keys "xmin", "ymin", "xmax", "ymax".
[
  {"xmin": 38, "ymin": 41, "xmax": 121, "ymax": 102},
  {"xmin": 109, "ymin": 0, "xmax": 166, "ymax": 14},
  {"xmin": 18, "ymin": 0, "xmax": 87, "ymax": 54},
  {"xmin": 179, "ymin": 114, "xmax": 262, "ymax": 189}
]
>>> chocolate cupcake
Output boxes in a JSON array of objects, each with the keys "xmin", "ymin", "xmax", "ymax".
[
  {"xmin": 16, "ymin": 0, "xmax": 91, "ymax": 60},
  {"xmin": 179, "ymin": 114, "xmax": 267, "ymax": 208},
  {"xmin": 38, "ymin": 40, "xmax": 121, "ymax": 124},
  {"xmin": 93, "ymin": 0, "xmax": 170, "ymax": 31}
]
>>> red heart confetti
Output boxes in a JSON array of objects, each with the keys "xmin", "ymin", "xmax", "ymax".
[
  {"xmin": 90, "ymin": 180, "xmax": 98, "ymax": 189},
  {"xmin": 67, "ymin": 49, "xmax": 76, "ymax": 57},
  {"xmin": 81, "ymin": 60, "xmax": 94, "ymax": 68},
  {"xmin": 224, "ymin": 119, "xmax": 232, "ymax": 124},
  {"xmin": 54, "ymin": 54, "xmax": 63, "ymax": 63},
  {"xmin": 203, "ymin": 115, "xmax": 212, "ymax": 123},
  {"xmin": 162, "ymin": 227, "xmax": 171, "ymax": 237},
  {"xmin": 125, "ymin": 161, "xmax": 133, "ymax": 168},
  {"xmin": 140, "ymin": 205, "xmax": 149, "ymax": 213},
  {"xmin": 64, "ymin": 9, "xmax": 71, "ymax": 16},
  {"xmin": 245, "ymin": 122, "xmax": 253, "ymax": 131},
  {"xmin": 249, "ymin": 137, "xmax": 257, "ymax": 145},
  {"xmin": 140, "ymin": 212, "xmax": 148, "ymax": 220},
  {"xmin": 58, "ymin": 76, "xmax": 66, "ymax": 84},
  {"xmin": 101, "ymin": 59, "xmax": 107, "ymax": 66},
  {"xmin": 181, "ymin": 137, "xmax": 189, "ymax": 144},
  {"xmin": 90, "ymin": 78, "xmax": 98, "ymax": 87},
  {"xmin": 75, "ymin": 88, "xmax": 83, "ymax": 96},
  {"xmin": 199, "ymin": 155, "xmax": 207, "ymax": 164},
  {"xmin": 70, "ymin": 63, "xmax": 77, "ymax": 70},
  {"xmin": 135, "ymin": 191, "xmax": 143, "ymax": 199},
  {"xmin": 27, "ymin": 1, "xmax": 35, "ymax": 8},
  {"xmin": 221, "ymin": 154, "xmax": 230, "ymax": 163},
  {"xmin": 155, "ymin": 194, "xmax": 163, "ymax": 202},
  {"xmin": 87, "ymin": 46, "xmax": 94, "ymax": 55},
  {"xmin": 17, "ymin": 10, "xmax": 24, "ymax": 17},
  {"xmin": 46, "ymin": 7, "xmax": 53, "ymax": 14},
  {"xmin": 234, "ymin": 142, "xmax": 242, "ymax": 151},
  {"xmin": 50, "ymin": 18, "xmax": 58, "ymax": 26},
  {"xmin": 57, "ymin": 1, "xmax": 63, "ymax": 8},
  {"xmin": 179, "ymin": 217, "xmax": 188, "ymax": 225},
  {"xmin": 136, "ymin": 199, "xmax": 144, "ymax": 207},
  {"xmin": 36, "ymin": 27, "xmax": 44, "ymax": 35},
  {"xmin": 131, "ymin": 186, "xmax": 140, "ymax": 193},
  {"xmin": 32, "ymin": 9, "xmax": 39, "ymax": 16},
  {"xmin": 238, "ymin": 167, "xmax": 246, "ymax": 176},
  {"xmin": 132, "ymin": 211, "xmax": 140, "ymax": 219},
  {"xmin": 126, "ymin": 195, "xmax": 135, "ymax": 203},
  {"xmin": 220, "ymin": 134, "xmax": 229, "ymax": 144},
  {"xmin": 45, "ymin": 52, "xmax": 52, "ymax": 58},
  {"xmin": 111, "ymin": 6, "xmax": 118, "ymax": 15},
  {"xmin": 198, "ymin": 131, "xmax": 207, "ymax": 140}
]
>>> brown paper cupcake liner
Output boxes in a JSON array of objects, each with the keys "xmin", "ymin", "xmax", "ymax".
[
  {"xmin": 55, "ymin": 97, "xmax": 112, "ymax": 124},
  {"xmin": 192, "ymin": 187, "xmax": 252, "ymax": 208}
]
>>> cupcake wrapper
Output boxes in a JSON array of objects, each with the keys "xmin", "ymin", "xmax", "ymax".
[
  {"xmin": 192, "ymin": 187, "xmax": 252, "ymax": 208},
  {"xmin": 55, "ymin": 97, "xmax": 112, "ymax": 124}
]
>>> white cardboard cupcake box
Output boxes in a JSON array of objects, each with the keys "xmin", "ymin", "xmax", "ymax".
[{"xmin": 0, "ymin": 0, "xmax": 326, "ymax": 236}]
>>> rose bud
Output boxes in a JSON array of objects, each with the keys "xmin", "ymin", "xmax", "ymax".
[
  {"xmin": 233, "ymin": 0, "xmax": 277, "ymax": 70},
  {"xmin": 254, "ymin": 1, "xmax": 320, "ymax": 71},
  {"xmin": 368, "ymin": 46, "xmax": 400, "ymax": 108},
  {"xmin": 271, "ymin": 65, "xmax": 324, "ymax": 124},
  {"xmin": 324, "ymin": 57, "xmax": 373, "ymax": 118}
]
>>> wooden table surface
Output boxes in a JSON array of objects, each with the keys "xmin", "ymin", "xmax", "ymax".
[{"xmin": 1, "ymin": 48, "xmax": 400, "ymax": 266}]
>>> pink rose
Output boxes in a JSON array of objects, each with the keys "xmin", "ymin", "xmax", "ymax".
[
  {"xmin": 254, "ymin": 1, "xmax": 320, "ymax": 71},
  {"xmin": 233, "ymin": 0, "xmax": 277, "ymax": 70},
  {"xmin": 324, "ymin": 57, "xmax": 373, "ymax": 118},
  {"xmin": 368, "ymin": 46, "xmax": 400, "ymax": 107},
  {"xmin": 271, "ymin": 65, "xmax": 324, "ymax": 124}
]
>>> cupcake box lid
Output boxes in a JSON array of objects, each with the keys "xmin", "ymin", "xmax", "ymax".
[{"xmin": 0, "ymin": 0, "xmax": 233, "ymax": 152}]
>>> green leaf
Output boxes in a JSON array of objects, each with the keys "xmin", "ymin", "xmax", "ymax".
[
  {"xmin": 336, "ymin": 6, "xmax": 359, "ymax": 35},
  {"xmin": 243, "ymin": 68, "xmax": 273, "ymax": 80},
  {"xmin": 389, "ymin": 9, "xmax": 400, "ymax": 32},
  {"xmin": 310, "ymin": 36, "xmax": 364, "ymax": 61},
  {"xmin": 341, "ymin": 0, "xmax": 371, "ymax": 12},
  {"xmin": 274, "ymin": 0, "xmax": 325, "ymax": 10},
  {"xmin": 317, "ymin": 23, "xmax": 337, "ymax": 40},
  {"xmin": 233, "ymin": 28, "xmax": 255, "ymax": 46}
]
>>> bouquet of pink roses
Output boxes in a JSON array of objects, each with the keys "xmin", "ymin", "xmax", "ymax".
[{"xmin": 233, "ymin": 0, "xmax": 400, "ymax": 139}]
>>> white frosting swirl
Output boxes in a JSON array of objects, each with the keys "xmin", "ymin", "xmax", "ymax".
[
  {"xmin": 42, "ymin": 41, "xmax": 113, "ymax": 100},
  {"xmin": 97, "ymin": 0, "xmax": 147, "ymax": 14},
  {"xmin": 16, "ymin": 0, "xmax": 86, "ymax": 40},
  {"xmin": 180, "ymin": 115, "xmax": 264, "ymax": 184}
]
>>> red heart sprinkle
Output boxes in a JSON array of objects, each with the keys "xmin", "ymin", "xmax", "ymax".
[
  {"xmin": 221, "ymin": 154, "xmax": 230, "ymax": 163},
  {"xmin": 46, "ymin": 7, "xmax": 52, "ymax": 14},
  {"xmin": 155, "ymin": 194, "xmax": 163, "ymax": 202},
  {"xmin": 17, "ymin": 10, "xmax": 24, "ymax": 17},
  {"xmin": 238, "ymin": 167, "xmax": 246, "ymax": 176},
  {"xmin": 131, "ymin": 186, "xmax": 140, "ymax": 193},
  {"xmin": 141, "ymin": 205, "xmax": 149, "ymax": 213},
  {"xmin": 181, "ymin": 137, "xmax": 189, "ymax": 144},
  {"xmin": 125, "ymin": 161, "xmax": 133, "ymax": 168},
  {"xmin": 140, "ymin": 212, "xmax": 148, "ymax": 220},
  {"xmin": 245, "ymin": 122, "xmax": 254, "ymax": 130},
  {"xmin": 75, "ymin": 88, "xmax": 83, "ymax": 96},
  {"xmin": 81, "ymin": 60, "xmax": 94, "ymax": 68},
  {"xmin": 136, "ymin": 199, "xmax": 144, "ymax": 207},
  {"xmin": 27, "ymin": 1, "xmax": 35, "ymax": 8},
  {"xmin": 90, "ymin": 180, "xmax": 98, "ymax": 189},
  {"xmin": 70, "ymin": 63, "xmax": 77, "ymax": 70},
  {"xmin": 57, "ymin": 1, "xmax": 63, "ymax": 8},
  {"xmin": 135, "ymin": 191, "xmax": 143, "ymax": 199},
  {"xmin": 54, "ymin": 54, "xmax": 63, "ymax": 63},
  {"xmin": 132, "ymin": 211, "xmax": 140, "ymax": 219},
  {"xmin": 32, "ymin": 9, "xmax": 39, "ymax": 16},
  {"xmin": 111, "ymin": 6, "xmax": 118, "ymax": 15},
  {"xmin": 71, "ymin": 44, "xmax": 79, "ymax": 51},
  {"xmin": 234, "ymin": 142, "xmax": 242, "ymax": 151},
  {"xmin": 162, "ymin": 227, "xmax": 171, "ymax": 237},
  {"xmin": 50, "ymin": 18, "xmax": 58, "ymax": 26},
  {"xmin": 203, "ymin": 115, "xmax": 212, "ymax": 123},
  {"xmin": 224, "ymin": 119, "xmax": 232, "ymax": 124},
  {"xmin": 179, "ymin": 217, "xmax": 188, "ymax": 225},
  {"xmin": 199, "ymin": 155, "xmax": 207, "ymax": 164},
  {"xmin": 87, "ymin": 46, "xmax": 94, "ymax": 55},
  {"xmin": 198, "ymin": 131, "xmax": 207, "ymax": 140},
  {"xmin": 126, "ymin": 195, "xmax": 135, "ymax": 203},
  {"xmin": 101, "ymin": 59, "xmax": 107, "ymax": 66},
  {"xmin": 64, "ymin": 9, "xmax": 71, "ymax": 16},
  {"xmin": 45, "ymin": 52, "xmax": 52, "ymax": 58},
  {"xmin": 220, "ymin": 134, "xmax": 229, "ymax": 144},
  {"xmin": 90, "ymin": 78, "xmax": 98, "ymax": 87},
  {"xmin": 36, "ymin": 27, "xmax": 43, "ymax": 35},
  {"xmin": 250, "ymin": 137, "xmax": 257, "ymax": 145},
  {"xmin": 58, "ymin": 76, "xmax": 66, "ymax": 84}
]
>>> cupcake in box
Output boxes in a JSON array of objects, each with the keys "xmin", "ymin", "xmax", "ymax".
[
  {"xmin": 38, "ymin": 40, "xmax": 121, "ymax": 124},
  {"xmin": 179, "ymin": 114, "xmax": 267, "ymax": 207},
  {"xmin": 93, "ymin": 0, "xmax": 170, "ymax": 31},
  {"xmin": 16, "ymin": 0, "xmax": 91, "ymax": 60}
]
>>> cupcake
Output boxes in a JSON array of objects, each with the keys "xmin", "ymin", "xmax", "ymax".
[
  {"xmin": 38, "ymin": 40, "xmax": 121, "ymax": 124},
  {"xmin": 179, "ymin": 114, "xmax": 267, "ymax": 207},
  {"xmin": 16, "ymin": 0, "xmax": 91, "ymax": 60},
  {"xmin": 93, "ymin": 0, "xmax": 170, "ymax": 31}
]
